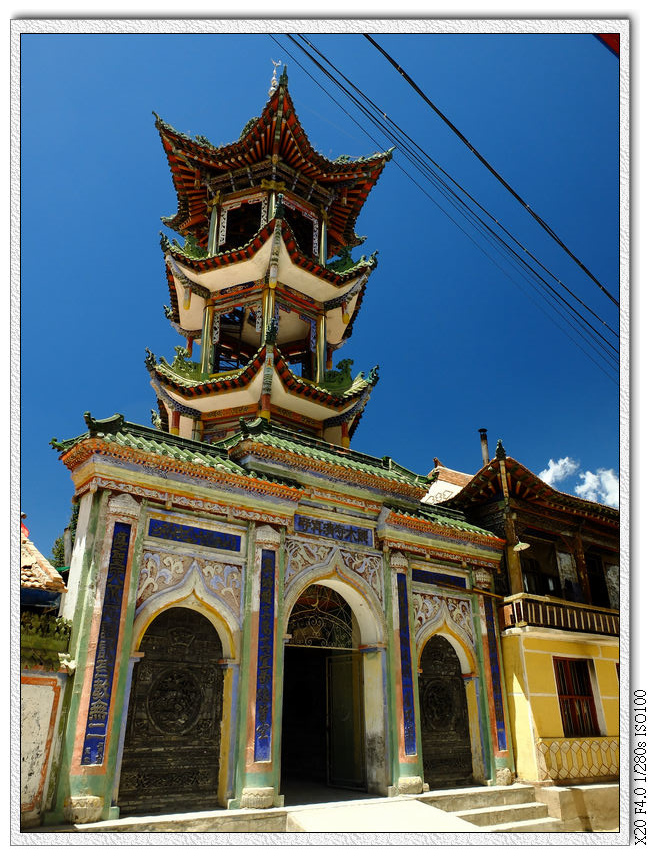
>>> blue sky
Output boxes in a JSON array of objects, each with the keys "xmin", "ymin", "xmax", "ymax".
[{"xmin": 19, "ymin": 28, "xmax": 622, "ymax": 557}]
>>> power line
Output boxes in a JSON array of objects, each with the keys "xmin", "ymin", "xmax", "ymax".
[
  {"xmin": 280, "ymin": 34, "xmax": 619, "ymax": 372},
  {"xmin": 363, "ymin": 33, "xmax": 620, "ymax": 309},
  {"xmin": 291, "ymin": 34, "xmax": 618, "ymax": 355}
]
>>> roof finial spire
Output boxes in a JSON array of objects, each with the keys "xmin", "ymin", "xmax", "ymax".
[{"xmin": 269, "ymin": 59, "xmax": 282, "ymax": 97}]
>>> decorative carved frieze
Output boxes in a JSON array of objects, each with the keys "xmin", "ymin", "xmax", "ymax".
[
  {"xmin": 255, "ymin": 524, "xmax": 282, "ymax": 548},
  {"xmin": 240, "ymin": 786, "xmax": 275, "ymax": 809},
  {"xmin": 473, "ymin": 567, "xmax": 493, "ymax": 590},
  {"xmin": 137, "ymin": 550, "xmax": 242, "ymax": 618},
  {"xmin": 412, "ymin": 592, "xmax": 475, "ymax": 647},
  {"xmin": 284, "ymin": 538, "xmax": 383, "ymax": 602},
  {"xmin": 107, "ymin": 493, "xmax": 140, "ymax": 518},
  {"xmin": 389, "ymin": 551, "xmax": 409, "ymax": 571},
  {"xmin": 63, "ymin": 795, "xmax": 103, "ymax": 824}
]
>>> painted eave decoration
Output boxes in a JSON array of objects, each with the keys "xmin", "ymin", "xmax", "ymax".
[
  {"xmin": 154, "ymin": 69, "xmax": 393, "ymax": 255},
  {"xmin": 161, "ymin": 218, "xmax": 377, "ymax": 304},
  {"xmin": 147, "ymin": 343, "xmax": 379, "ymax": 416},
  {"xmin": 223, "ymin": 417, "xmax": 434, "ymax": 497},
  {"xmin": 448, "ymin": 454, "xmax": 620, "ymax": 527},
  {"xmin": 50, "ymin": 412, "xmax": 303, "ymax": 502}
]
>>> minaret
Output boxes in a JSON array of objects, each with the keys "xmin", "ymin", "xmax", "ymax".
[{"xmin": 146, "ymin": 68, "xmax": 392, "ymax": 447}]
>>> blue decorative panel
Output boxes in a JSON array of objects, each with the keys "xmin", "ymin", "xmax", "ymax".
[
  {"xmin": 484, "ymin": 598, "xmax": 507, "ymax": 751},
  {"xmin": 254, "ymin": 549, "xmax": 275, "ymax": 761},
  {"xmin": 294, "ymin": 514, "xmax": 372, "ymax": 546},
  {"xmin": 411, "ymin": 569, "xmax": 467, "ymax": 589},
  {"xmin": 81, "ymin": 521, "xmax": 131, "ymax": 765},
  {"xmin": 148, "ymin": 518, "xmax": 240, "ymax": 552},
  {"xmin": 396, "ymin": 572, "xmax": 417, "ymax": 756}
]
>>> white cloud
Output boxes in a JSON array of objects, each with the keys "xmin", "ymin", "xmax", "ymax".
[
  {"xmin": 539, "ymin": 456, "xmax": 580, "ymax": 486},
  {"xmin": 575, "ymin": 469, "xmax": 619, "ymax": 508}
]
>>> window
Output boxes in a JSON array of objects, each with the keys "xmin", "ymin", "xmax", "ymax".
[
  {"xmin": 585, "ymin": 551, "xmax": 611, "ymax": 608},
  {"xmin": 220, "ymin": 199, "xmax": 264, "ymax": 250},
  {"xmin": 553, "ymin": 658, "xmax": 600, "ymax": 737},
  {"xmin": 283, "ymin": 200, "xmax": 318, "ymax": 258}
]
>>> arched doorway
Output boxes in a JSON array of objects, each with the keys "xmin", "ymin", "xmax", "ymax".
[
  {"xmin": 281, "ymin": 583, "xmax": 366, "ymax": 798},
  {"xmin": 117, "ymin": 607, "xmax": 224, "ymax": 815},
  {"xmin": 418, "ymin": 635, "xmax": 474, "ymax": 788}
]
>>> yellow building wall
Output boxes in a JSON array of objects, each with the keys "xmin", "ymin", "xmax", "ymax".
[{"xmin": 501, "ymin": 630, "xmax": 619, "ymax": 782}]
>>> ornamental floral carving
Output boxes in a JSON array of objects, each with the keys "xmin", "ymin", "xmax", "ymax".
[
  {"xmin": 412, "ymin": 591, "xmax": 475, "ymax": 646},
  {"xmin": 285, "ymin": 539, "xmax": 332, "ymax": 585},
  {"xmin": 340, "ymin": 549, "xmax": 383, "ymax": 601},
  {"xmin": 137, "ymin": 550, "xmax": 242, "ymax": 617},
  {"xmin": 284, "ymin": 538, "xmax": 383, "ymax": 602}
]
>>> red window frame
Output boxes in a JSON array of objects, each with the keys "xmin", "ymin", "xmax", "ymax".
[{"xmin": 553, "ymin": 657, "xmax": 600, "ymax": 738}]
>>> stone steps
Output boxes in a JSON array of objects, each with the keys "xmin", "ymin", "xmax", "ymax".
[
  {"xmin": 421, "ymin": 783, "xmax": 536, "ymax": 812},
  {"xmin": 453, "ymin": 801, "xmax": 553, "ymax": 827},
  {"xmin": 492, "ymin": 816, "xmax": 565, "ymax": 833},
  {"xmin": 418, "ymin": 784, "xmax": 565, "ymax": 833}
]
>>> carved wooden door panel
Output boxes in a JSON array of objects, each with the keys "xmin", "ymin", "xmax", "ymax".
[
  {"xmin": 118, "ymin": 607, "xmax": 224, "ymax": 816},
  {"xmin": 418, "ymin": 635, "xmax": 473, "ymax": 788}
]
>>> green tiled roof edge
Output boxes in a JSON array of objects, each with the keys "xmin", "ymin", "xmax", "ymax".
[
  {"xmin": 222, "ymin": 420, "xmax": 431, "ymax": 487},
  {"xmin": 50, "ymin": 416, "xmax": 302, "ymax": 490}
]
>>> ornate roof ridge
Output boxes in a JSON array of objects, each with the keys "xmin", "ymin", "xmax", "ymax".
[
  {"xmin": 51, "ymin": 413, "xmax": 303, "ymax": 491},
  {"xmin": 449, "ymin": 454, "xmax": 619, "ymax": 518},
  {"xmin": 161, "ymin": 217, "xmax": 377, "ymax": 285},
  {"xmin": 224, "ymin": 419, "xmax": 430, "ymax": 487},
  {"xmin": 388, "ymin": 505, "xmax": 501, "ymax": 538},
  {"xmin": 147, "ymin": 342, "xmax": 377, "ymax": 406},
  {"xmin": 153, "ymin": 87, "xmax": 394, "ymax": 175}
]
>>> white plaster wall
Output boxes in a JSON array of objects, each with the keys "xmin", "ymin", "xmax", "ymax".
[
  {"xmin": 59, "ymin": 490, "xmax": 94, "ymax": 620},
  {"xmin": 421, "ymin": 479, "xmax": 463, "ymax": 505},
  {"xmin": 20, "ymin": 674, "xmax": 66, "ymax": 822}
]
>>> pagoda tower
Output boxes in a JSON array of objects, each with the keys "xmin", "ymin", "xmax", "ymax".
[
  {"xmin": 44, "ymin": 68, "xmax": 517, "ymax": 826},
  {"xmin": 147, "ymin": 67, "xmax": 392, "ymax": 447}
]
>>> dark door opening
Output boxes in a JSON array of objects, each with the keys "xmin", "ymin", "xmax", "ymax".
[
  {"xmin": 281, "ymin": 645, "xmax": 366, "ymax": 799},
  {"xmin": 282, "ymin": 646, "xmax": 366, "ymax": 804},
  {"xmin": 281, "ymin": 583, "xmax": 367, "ymax": 803},
  {"xmin": 117, "ymin": 607, "xmax": 224, "ymax": 816}
]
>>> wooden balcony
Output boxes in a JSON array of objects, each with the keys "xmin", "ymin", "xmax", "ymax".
[{"xmin": 500, "ymin": 592, "xmax": 619, "ymax": 637}]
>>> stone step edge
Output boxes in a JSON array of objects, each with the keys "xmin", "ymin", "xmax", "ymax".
[
  {"xmin": 454, "ymin": 802, "xmax": 549, "ymax": 820},
  {"xmin": 491, "ymin": 817, "xmax": 566, "ymax": 833},
  {"xmin": 419, "ymin": 788, "xmax": 536, "ymax": 810}
]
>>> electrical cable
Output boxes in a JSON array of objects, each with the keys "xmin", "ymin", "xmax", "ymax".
[
  {"xmin": 283, "ymin": 35, "xmax": 619, "ymax": 365},
  {"xmin": 294, "ymin": 34, "xmax": 619, "ymax": 345},
  {"xmin": 272, "ymin": 34, "xmax": 619, "ymax": 378},
  {"xmin": 363, "ymin": 33, "xmax": 619, "ymax": 308}
]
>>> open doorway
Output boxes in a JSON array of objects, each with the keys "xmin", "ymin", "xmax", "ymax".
[{"xmin": 281, "ymin": 583, "xmax": 367, "ymax": 803}]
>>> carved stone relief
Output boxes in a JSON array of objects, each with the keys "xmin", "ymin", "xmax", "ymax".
[
  {"xmin": 137, "ymin": 549, "xmax": 242, "ymax": 618},
  {"xmin": 412, "ymin": 591, "xmax": 475, "ymax": 647},
  {"xmin": 284, "ymin": 538, "xmax": 383, "ymax": 602}
]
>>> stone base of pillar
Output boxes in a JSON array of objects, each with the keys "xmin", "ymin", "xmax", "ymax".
[
  {"xmin": 494, "ymin": 767, "xmax": 514, "ymax": 786},
  {"xmin": 240, "ymin": 786, "xmax": 278, "ymax": 809},
  {"xmin": 388, "ymin": 776, "xmax": 425, "ymax": 797},
  {"xmin": 63, "ymin": 795, "xmax": 104, "ymax": 824}
]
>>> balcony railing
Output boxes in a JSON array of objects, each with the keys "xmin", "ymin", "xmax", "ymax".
[{"xmin": 500, "ymin": 592, "xmax": 619, "ymax": 637}]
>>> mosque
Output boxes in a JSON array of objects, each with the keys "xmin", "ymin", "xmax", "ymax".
[{"xmin": 21, "ymin": 68, "xmax": 620, "ymax": 831}]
